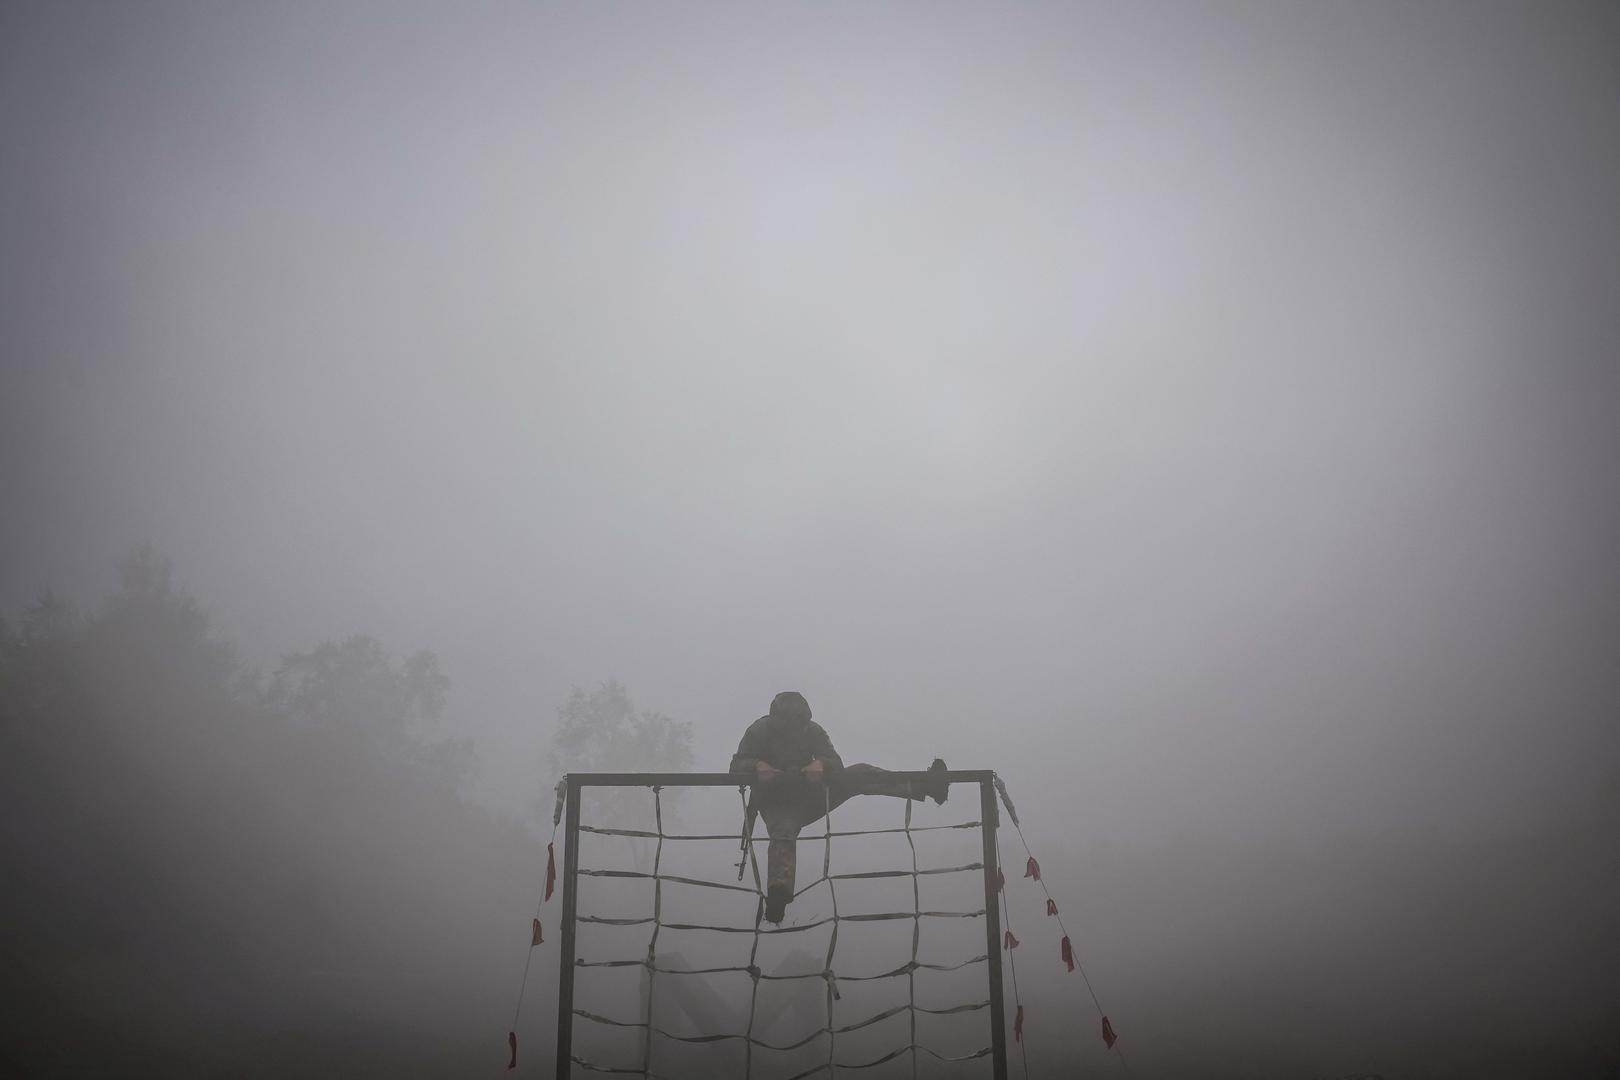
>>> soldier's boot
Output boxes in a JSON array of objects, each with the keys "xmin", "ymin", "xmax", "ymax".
[
  {"xmin": 763, "ymin": 884, "xmax": 791, "ymax": 924},
  {"xmin": 842, "ymin": 761, "xmax": 948, "ymax": 804},
  {"xmin": 925, "ymin": 758, "xmax": 949, "ymax": 805}
]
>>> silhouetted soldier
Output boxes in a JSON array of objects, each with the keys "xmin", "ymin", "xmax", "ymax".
[{"xmin": 730, "ymin": 691, "xmax": 947, "ymax": 923}]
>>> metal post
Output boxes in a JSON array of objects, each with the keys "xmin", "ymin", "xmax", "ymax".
[
  {"xmin": 554, "ymin": 776, "xmax": 582, "ymax": 1079},
  {"xmin": 979, "ymin": 777, "xmax": 1009, "ymax": 1080}
]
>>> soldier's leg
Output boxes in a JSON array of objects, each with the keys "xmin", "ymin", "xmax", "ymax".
[
  {"xmin": 788, "ymin": 763, "xmax": 950, "ymax": 841},
  {"xmin": 759, "ymin": 804, "xmax": 803, "ymax": 923},
  {"xmin": 831, "ymin": 760, "xmax": 950, "ymax": 805},
  {"xmin": 838, "ymin": 762, "xmax": 912, "ymax": 799}
]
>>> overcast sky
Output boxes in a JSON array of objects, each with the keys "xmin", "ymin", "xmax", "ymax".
[{"xmin": 4, "ymin": 0, "xmax": 1617, "ymax": 843}]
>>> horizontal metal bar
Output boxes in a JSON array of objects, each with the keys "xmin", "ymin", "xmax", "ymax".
[
  {"xmin": 830, "ymin": 863, "xmax": 982, "ymax": 880},
  {"xmin": 578, "ymin": 821, "xmax": 982, "ymax": 840},
  {"xmin": 565, "ymin": 770, "xmax": 995, "ymax": 787},
  {"xmin": 575, "ymin": 869, "xmax": 758, "ymax": 894}
]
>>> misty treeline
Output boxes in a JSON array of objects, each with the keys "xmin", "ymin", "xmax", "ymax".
[
  {"xmin": 0, "ymin": 550, "xmax": 556, "ymax": 1077},
  {"xmin": 3, "ymin": 551, "xmax": 1616, "ymax": 1078}
]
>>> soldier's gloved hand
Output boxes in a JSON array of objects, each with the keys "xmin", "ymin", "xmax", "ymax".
[
  {"xmin": 756, "ymin": 761, "xmax": 782, "ymax": 783},
  {"xmin": 802, "ymin": 758, "xmax": 825, "ymax": 784}
]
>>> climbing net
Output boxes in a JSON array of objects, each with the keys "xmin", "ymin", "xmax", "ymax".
[{"xmin": 553, "ymin": 771, "xmax": 1010, "ymax": 1080}]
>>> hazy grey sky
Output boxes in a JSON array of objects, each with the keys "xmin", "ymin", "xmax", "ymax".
[{"xmin": 4, "ymin": 0, "xmax": 1617, "ymax": 841}]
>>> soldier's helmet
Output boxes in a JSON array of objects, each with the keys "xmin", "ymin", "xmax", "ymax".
[{"xmin": 769, "ymin": 691, "xmax": 812, "ymax": 723}]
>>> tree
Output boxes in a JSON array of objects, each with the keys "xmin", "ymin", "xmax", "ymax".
[
  {"xmin": 549, "ymin": 679, "xmax": 693, "ymax": 777},
  {"xmin": 546, "ymin": 680, "xmax": 694, "ymax": 840},
  {"xmin": 270, "ymin": 634, "xmax": 473, "ymax": 791},
  {"xmin": 272, "ymin": 635, "xmax": 446, "ymax": 731},
  {"xmin": 0, "ymin": 549, "xmax": 534, "ymax": 1076}
]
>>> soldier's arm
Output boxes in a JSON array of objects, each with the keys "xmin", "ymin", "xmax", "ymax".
[
  {"xmin": 806, "ymin": 722, "xmax": 844, "ymax": 773},
  {"xmin": 729, "ymin": 719, "xmax": 771, "ymax": 775}
]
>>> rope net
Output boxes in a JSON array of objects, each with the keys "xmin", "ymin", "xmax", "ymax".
[{"xmin": 563, "ymin": 778, "xmax": 998, "ymax": 1079}]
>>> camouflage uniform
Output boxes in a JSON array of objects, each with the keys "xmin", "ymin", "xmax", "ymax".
[{"xmin": 730, "ymin": 692, "xmax": 945, "ymax": 922}]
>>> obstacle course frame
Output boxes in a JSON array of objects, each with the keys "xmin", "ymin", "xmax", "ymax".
[{"xmin": 555, "ymin": 770, "xmax": 1008, "ymax": 1079}]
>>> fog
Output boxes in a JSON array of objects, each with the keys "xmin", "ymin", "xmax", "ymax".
[{"xmin": 3, "ymin": 1, "xmax": 1617, "ymax": 1076}]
